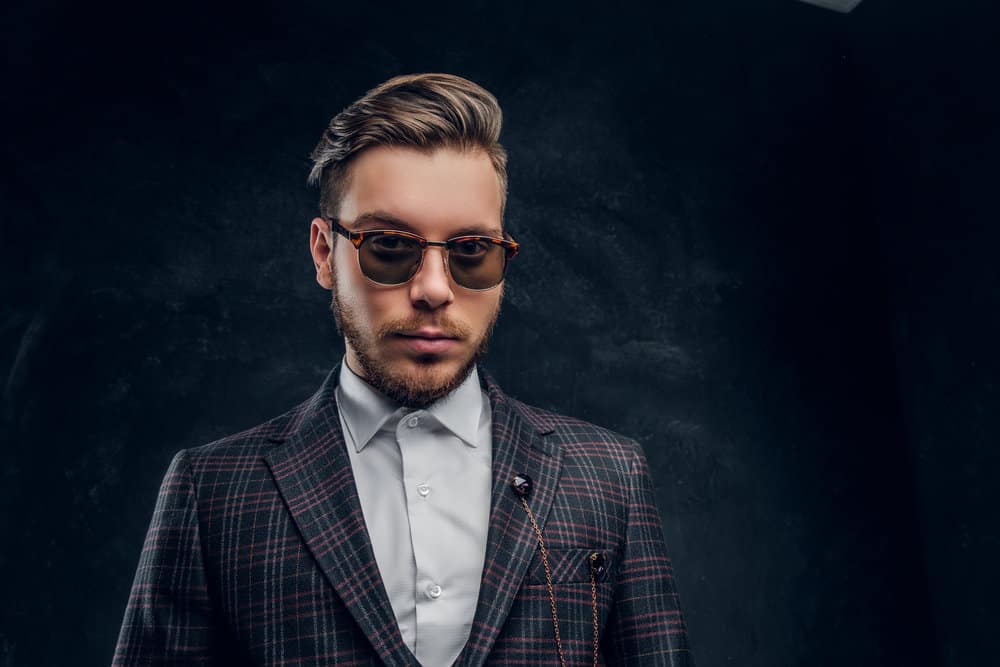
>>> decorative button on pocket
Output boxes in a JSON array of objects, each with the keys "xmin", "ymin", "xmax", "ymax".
[{"xmin": 589, "ymin": 551, "xmax": 607, "ymax": 579}]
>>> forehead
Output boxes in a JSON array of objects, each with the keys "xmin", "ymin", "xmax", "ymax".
[{"xmin": 339, "ymin": 146, "xmax": 503, "ymax": 235}]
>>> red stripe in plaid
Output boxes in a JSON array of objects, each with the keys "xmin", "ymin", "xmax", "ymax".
[{"xmin": 113, "ymin": 366, "xmax": 692, "ymax": 666}]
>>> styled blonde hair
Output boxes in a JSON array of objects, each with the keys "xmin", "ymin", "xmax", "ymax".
[{"xmin": 308, "ymin": 73, "xmax": 508, "ymax": 220}]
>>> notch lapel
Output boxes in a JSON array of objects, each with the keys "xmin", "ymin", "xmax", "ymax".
[
  {"xmin": 454, "ymin": 376, "xmax": 563, "ymax": 667},
  {"xmin": 264, "ymin": 369, "xmax": 417, "ymax": 667}
]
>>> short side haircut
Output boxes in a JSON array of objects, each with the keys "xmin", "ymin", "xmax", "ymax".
[{"xmin": 308, "ymin": 73, "xmax": 508, "ymax": 221}]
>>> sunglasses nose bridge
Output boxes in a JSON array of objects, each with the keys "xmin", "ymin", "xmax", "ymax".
[
  {"xmin": 420, "ymin": 242, "xmax": 452, "ymax": 279},
  {"xmin": 407, "ymin": 242, "xmax": 455, "ymax": 305}
]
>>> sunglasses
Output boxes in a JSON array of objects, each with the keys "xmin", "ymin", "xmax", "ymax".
[{"xmin": 328, "ymin": 218, "xmax": 520, "ymax": 291}]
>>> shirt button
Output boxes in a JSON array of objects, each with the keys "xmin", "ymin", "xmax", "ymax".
[
  {"xmin": 407, "ymin": 415, "xmax": 420, "ymax": 428},
  {"xmin": 416, "ymin": 483, "xmax": 431, "ymax": 497},
  {"xmin": 427, "ymin": 584, "xmax": 442, "ymax": 599}
]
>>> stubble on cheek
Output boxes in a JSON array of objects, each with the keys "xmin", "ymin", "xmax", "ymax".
[{"xmin": 326, "ymin": 256, "xmax": 502, "ymax": 407}]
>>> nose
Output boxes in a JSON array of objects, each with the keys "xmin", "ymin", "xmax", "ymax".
[{"xmin": 408, "ymin": 245, "xmax": 454, "ymax": 310}]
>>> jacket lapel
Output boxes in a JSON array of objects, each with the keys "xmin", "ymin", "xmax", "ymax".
[
  {"xmin": 264, "ymin": 368, "xmax": 418, "ymax": 667},
  {"xmin": 454, "ymin": 373, "xmax": 563, "ymax": 667}
]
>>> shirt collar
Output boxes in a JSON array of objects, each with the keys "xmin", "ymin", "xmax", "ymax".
[
  {"xmin": 424, "ymin": 366, "xmax": 485, "ymax": 448},
  {"xmin": 336, "ymin": 362, "xmax": 484, "ymax": 453}
]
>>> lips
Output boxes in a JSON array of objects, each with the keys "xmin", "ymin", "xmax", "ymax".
[
  {"xmin": 398, "ymin": 328, "xmax": 459, "ymax": 340},
  {"xmin": 394, "ymin": 329, "xmax": 460, "ymax": 354}
]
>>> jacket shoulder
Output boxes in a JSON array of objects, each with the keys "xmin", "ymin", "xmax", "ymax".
[{"xmin": 506, "ymin": 396, "xmax": 642, "ymax": 465}]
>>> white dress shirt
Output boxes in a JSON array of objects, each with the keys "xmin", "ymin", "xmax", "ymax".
[{"xmin": 335, "ymin": 363, "xmax": 493, "ymax": 667}]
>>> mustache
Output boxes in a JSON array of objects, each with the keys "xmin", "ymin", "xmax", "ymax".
[{"xmin": 375, "ymin": 316, "xmax": 472, "ymax": 340}]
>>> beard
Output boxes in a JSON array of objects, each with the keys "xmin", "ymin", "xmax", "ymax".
[{"xmin": 329, "ymin": 267, "xmax": 501, "ymax": 409}]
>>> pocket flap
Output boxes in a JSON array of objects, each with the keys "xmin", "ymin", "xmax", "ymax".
[{"xmin": 526, "ymin": 548, "xmax": 613, "ymax": 584}]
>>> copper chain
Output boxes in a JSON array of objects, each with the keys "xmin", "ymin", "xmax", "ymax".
[
  {"xmin": 589, "ymin": 552, "xmax": 600, "ymax": 666},
  {"xmin": 519, "ymin": 496, "xmax": 601, "ymax": 667}
]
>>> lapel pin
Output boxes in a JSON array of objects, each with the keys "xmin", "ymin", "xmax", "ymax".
[{"xmin": 511, "ymin": 474, "xmax": 532, "ymax": 497}]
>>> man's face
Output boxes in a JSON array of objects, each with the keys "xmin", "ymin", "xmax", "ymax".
[{"xmin": 309, "ymin": 146, "xmax": 505, "ymax": 407}]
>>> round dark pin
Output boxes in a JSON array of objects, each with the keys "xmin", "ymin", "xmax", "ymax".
[
  {"xmin": 590, "ymin": 552, "xmax": 607, "ymax": 578},
  {"xmin": 511, "ymin": 474, "xmax": 533, "ymax": 497}
]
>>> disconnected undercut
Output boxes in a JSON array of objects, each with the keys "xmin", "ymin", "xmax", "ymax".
[{"xmin": 308, "ymin": 73, "xmax": 508, "ymax": 221}]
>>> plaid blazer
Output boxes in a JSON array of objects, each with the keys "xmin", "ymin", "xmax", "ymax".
[{"xmin": 113, "ymin": 366, "xmax": 691, "ymax": 666}]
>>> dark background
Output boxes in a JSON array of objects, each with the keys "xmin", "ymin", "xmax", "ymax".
[{"xmin": 2, "ymin": 0, "xmax": 997, "ymax": 665}]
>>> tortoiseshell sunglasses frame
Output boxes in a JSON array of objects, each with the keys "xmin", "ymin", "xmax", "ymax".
[{"xmin": 327, "ymin": 218, "xmax": 520, "ymax": 290}]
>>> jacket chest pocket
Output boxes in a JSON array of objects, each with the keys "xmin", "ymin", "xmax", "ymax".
[{"xmin": 525, "ymin": 547, "xmax": 615, "ymax": 585}]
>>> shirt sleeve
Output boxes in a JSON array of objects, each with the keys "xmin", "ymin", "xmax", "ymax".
[{"xmin": 602, "ymin": 441, "xmax": 694, "ymax": 666}]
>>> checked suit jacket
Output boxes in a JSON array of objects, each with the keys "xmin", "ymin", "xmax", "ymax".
[{"xmin": 113, "ymin": 366, "xmax": 692, "ymax": 666}]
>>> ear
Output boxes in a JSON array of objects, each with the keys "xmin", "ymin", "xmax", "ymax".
[{"xmin": 309, "ymin": 217, "xmax": 335, "ymax": 290}]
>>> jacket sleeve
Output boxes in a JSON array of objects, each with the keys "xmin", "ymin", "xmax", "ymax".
[
  {"xmin": 602, "ymin": 441, "xmax": 694, "ymax": 666},
  {"xmin": 112, "ymin": 450, "xmax": 220, "ymax": 665}
]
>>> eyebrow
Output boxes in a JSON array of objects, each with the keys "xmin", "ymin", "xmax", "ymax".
[{"xmin": 351, "ymin": 210, "xmax": 503, "ymax": 238}]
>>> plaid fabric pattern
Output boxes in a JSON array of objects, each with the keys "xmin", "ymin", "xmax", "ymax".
[{"xmin": 113, "ymin": 366, "xmax": 692, "ymax": 666}]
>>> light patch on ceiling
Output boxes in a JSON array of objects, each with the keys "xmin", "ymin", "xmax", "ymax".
[{"xmin": 797, "ymin": 0, "xmax": 864, "ymax": 12}]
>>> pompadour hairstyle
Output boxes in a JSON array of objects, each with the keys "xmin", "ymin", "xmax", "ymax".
[{"xmin": 308, "ymin": 73, "xmax": 508, "ymax": 221}]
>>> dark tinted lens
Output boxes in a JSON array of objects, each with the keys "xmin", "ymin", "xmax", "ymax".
[
  {"xmin": 359, "ymin": 233, "xmax": 423, "ymax": 285},
  {"xmin": 447, "ymin": 238, "xmax": 507, "ymax": 289}
]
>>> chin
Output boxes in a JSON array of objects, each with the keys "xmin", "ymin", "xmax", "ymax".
[
  {"xmin": 401, "ymin": 355, "xmax": 469, "ymax": 388},
  {"xmin": 365, "ymin": 352, "xmax": 478, "ymax": 409}
]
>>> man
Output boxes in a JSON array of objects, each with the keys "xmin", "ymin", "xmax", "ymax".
[{"xmin": 113, "ymin": 73, "xmax": 692, "ymax": 666}]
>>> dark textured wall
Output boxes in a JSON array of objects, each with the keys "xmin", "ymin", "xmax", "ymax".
[
  {"xmin": 847, "ymin": 2, "xmax": 1000, "ymax": 665},
  {"xmin": 2, "ymin": 1, "xmax": 995, "ymax": 666}
]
